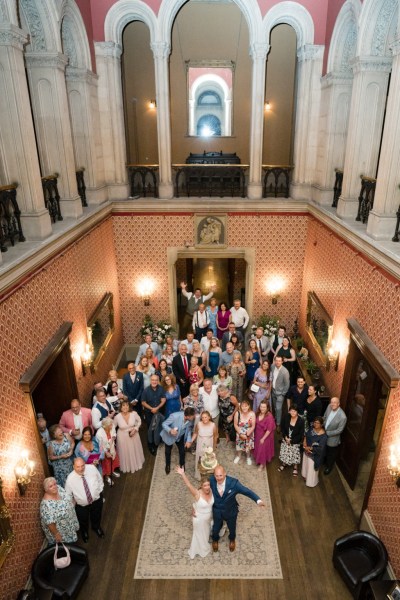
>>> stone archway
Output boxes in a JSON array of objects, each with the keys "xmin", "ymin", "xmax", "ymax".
[{"xmin": 167, "ymin": 246, "xmax": 255, "ymax": 334}]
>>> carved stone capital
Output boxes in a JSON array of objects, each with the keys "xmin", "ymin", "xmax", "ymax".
[
  {"xmin": 25, "ymin": 52, "xmax": 69, "ymax": 70},
  {"xmin": 249, "ymin": 42, "xmax": 269, "ymax": 61},
  {"xmin": 151, "ymin": 41, "xmax": 171, "ymax": 59},
  {"xmin": 321, "ymin": 71, "xmax": 353, "ymax": 89},
  {"xmin": 297, "ymin": 44, "xmax": 324, "ymax": 62},
  {"xmin": 0, "ymin": 23, "xmax": 28, "ymax": 50},
  {"xmin": 94, "ymin": 41, "xmax": 122, "ymax": 59},
  {"xmin": 350, "ymin": 55, "xmax": 392, "ymax": 74},
  {"xmin": 65, "ymin": 66, "xmax": 98, "ymax": 85}
]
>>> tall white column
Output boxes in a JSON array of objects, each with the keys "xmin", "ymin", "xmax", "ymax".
[
  {"xmin": 0, "ymin": 23, "xmax": 52, "ymax": 239},
  {"xmin": 151, "ymin": 41, "xmax": 173, "ymax": 199},
  {"xmin": 65, "ymin": 67, "xmax": 107, "ymax": 205},
  {"xmin": 94, "ymin": 42, "xmax": 129, "ymax": 200},
  {"xmin": 312, "ymin": 72, "xmax": 353, "ymax": 206},
  {"xmin": 367, "ymin": 41, "xmax": 400, "ymax": 239},
  {"xmin": 337, "ymin": 56, "xmax": 391, "ymax": 219},
  {"xmin": 291, "ymin": 45, "xmax": 324, "ymax": 201},
  {"xmin": 25, "ymin": 52, "xmax": 83, "ymax": 219},
  {"xmin": 247, "ymin": 42, "xmax": 269, "ymax": 200}
]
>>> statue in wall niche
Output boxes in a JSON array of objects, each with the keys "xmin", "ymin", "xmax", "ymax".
[{"xmin": 196, "ymin": 216, "xmax": 225, "ymax": 247}]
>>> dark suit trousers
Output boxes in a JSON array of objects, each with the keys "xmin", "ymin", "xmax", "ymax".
[
  {"xmin": 212, "ymin": 508, "xmax": 237, "ymax": 542},
  {"xmin": 75, "ymin": 496, "xmax": 103, "ymax": 533},
  {"xmin": 325, "ymin": 445, "xmax": 339, "ymax": 469},
  {"xmin": 195, "ymin": 325, "xmax": 208, "ymax": 342},
  {"xmin": 165, "ymin": 436, "xmax": 185, "ymax": 468}
]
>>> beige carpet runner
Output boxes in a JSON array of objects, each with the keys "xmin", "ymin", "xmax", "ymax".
[{"xmin": 134, "ymin": 441, "xmax": 282, "ymax": 579}]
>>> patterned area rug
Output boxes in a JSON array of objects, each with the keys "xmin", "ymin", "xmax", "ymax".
[{"xmin": 134, "ymin": 441, "xmax": 282, "ymax": 579}]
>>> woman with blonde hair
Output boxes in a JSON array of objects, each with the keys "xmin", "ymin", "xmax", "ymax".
[
  {"xmin": 205, "ymin": 336, "xmax": 222, "ymax": 379},
  {"xmin": 190, "ymin": 410, "xmax": 218, "ymax": 481},
  {"xmin": 162, "ymin": 373, "xmax": 182, "ymax": 419}
]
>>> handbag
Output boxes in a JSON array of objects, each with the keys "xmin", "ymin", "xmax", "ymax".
[
  {"xmin": 54, "ymin": 543, "xmax": 71, "ymax": 569},
  {"xmin": 250, "ymin": 384, "xmax": 260, "ymax": 393}
]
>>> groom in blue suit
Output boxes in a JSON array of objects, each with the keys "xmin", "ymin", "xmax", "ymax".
[
  {"xmin": 210, "ymin": 464, "xmax": 265, "ymax": 552},
  {"xmin": 161, "ymin": 407, "xmax": 196, "ymax": 475}
]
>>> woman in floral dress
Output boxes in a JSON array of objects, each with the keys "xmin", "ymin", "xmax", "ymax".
[
  {"xmin": 233, "ymin": 399, "xmax": 256, "ymax": 466},
  {"xmin": 40, "ymin": 477, "xmax": 79, "ymax": 544},
  {"xmin": 229, "ymin": 350, "xmax": 246, "ymax": 402},
  {"xmin": 47, "ymin": 425, "xmax": 74, "ymax": 487}
]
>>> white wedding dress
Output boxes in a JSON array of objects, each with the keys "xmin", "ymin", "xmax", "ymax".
[{"xmin": 188, "ymin": 494, "xmax": 214, "ymax": 559}]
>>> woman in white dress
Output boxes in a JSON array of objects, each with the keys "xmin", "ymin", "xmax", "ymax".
[
  {"xmin": 190, "ymin": 411, "xmax": 218, "ymax": 481},
  {"xmin": 175, "ymin": 466, "xmax": 213, "ymax": 559}
]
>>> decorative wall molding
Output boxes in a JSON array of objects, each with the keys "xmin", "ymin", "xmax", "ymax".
[
  {"xmin": 25, "ymin": 52, "xmax": 68, "ymax": 70},
  {"xmin": 150, "ymin": 41, "xmax": 171, "ymax": 59},
  {"xmin": 65, "ymin": 66, "xmax": 98, "ymax": 85},
  {"xmin": 0, "ymin": 23, "xmax": 27, "ymax": 49},
  {"xmin": 61, "ymin": 16, "xmax": 78, "ymax": 68},
  {"xmin": 249, "ymin": 42, "xmax": 269, "ymax": 60},
  {"xmin": 104, "ymin": 0, "xmax": 158, "ymax": 47},
  {"xmin": 327, "ymin": 0, "xmax": 361, "ymax": 74},
  {"xmin": 297, "ymin": 44, "xmax": 324, "ymax": 62},
  {"xmin": 263, "ymin": 1, "xmax": 314, "ymax": 48},
  {"xmin": 94, "ymin": 41, "xmax": 122, "ymax": 60},
  {"xmin": 371, "ymin": 0, "xmax": 397, "ymax": 56},
  {"xmin": 321, "ymin": 71, "xmax": 353, "ymax": 89},
  {"xmin": 350, "ymin": 55, "xmax": 392, "ymax": 73}
]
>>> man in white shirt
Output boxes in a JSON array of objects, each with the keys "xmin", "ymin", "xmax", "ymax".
[
  {"xmin": 200, "ymin": 329, "xmax": 214, "ymax": 353},
  {"xmin": 65, "ymin": 458, "xmax": 105, "ymax": 542},
  {"xmin": 181, "ymin": 332, "xmax": 195, "ymax": 354},
  {"xmin": 192, "ymin": 303, "xmax": 210, "ymax": 341},
  {"xmin": 200, "ymin": 379, "xmax": 220, "ymax": 428},
  {"xmin": 229, "ymin": 299, "xmax": 249, "ymax": 334},
  {"xmin": 181, "ymin": 281, "xmax": 216, "ymax": 335},
  {"xmin": 92, "ymin": 390, "xmax": 115, "ymax": 430},
  {"xmin": 135, "ymin": 334, "xmax": 161, "ymax": 365}
]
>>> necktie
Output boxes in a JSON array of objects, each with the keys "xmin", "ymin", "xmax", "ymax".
[
  {"xmin": 218, "ymin": 485, "xmax": 224, "ymax": 497},
  {"xmin": 183, "ymin": 356, "xmax": 188, "ymax": 377},
  {"xmin": 82, "ymin": 475, "xmax": 93, "ymax": 504},
  {"xmin": 258, "ymin": 340, "xmax": 262, "ymax": 355}
]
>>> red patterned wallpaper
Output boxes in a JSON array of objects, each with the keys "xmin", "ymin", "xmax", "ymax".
[
  {"xmin": 112, "ymin": 214, "xmax": 309, "ymax": 343},
  {"xmin": 0, "ymin": 218, "xmax": 123, "ymax": 599},
  {"xmin": 300, "ymin": 217, "xmax": 400, "ymax": 574}
]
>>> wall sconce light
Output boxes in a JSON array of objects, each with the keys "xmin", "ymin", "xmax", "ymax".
[
  {"xmin": 265, "ymin": 101, "xmax": 271, "ymax": 111},
  {"xmin": 388, "ymin": 443, "xmax": 400, "ymax": 487},
  {"xmin": 138, "ymin": 278, "xmax": 155, "ymax": 306},
  {"xmin": 81, "ymin": 343, "xmax": 94, "ymax": 375},
  {"xmin": 266, "ymin": 277, "xmax": 284, "ymax": 305},
  {"xmin": 149, "ymin": 99, "xmax": 156, "ymax": 109},
  {"xmin": 327, "ymin": 339, "xmax": 340, "ymax": 371},
  {"xmin": 15, "ymin": 450, "xmax": 35, "ymax": 495}
]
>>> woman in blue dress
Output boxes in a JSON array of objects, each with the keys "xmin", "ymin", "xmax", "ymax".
[
  {"xmin": 245, "ymin": 339, "xmax": 260, "ymax": 388},
  {"xmin": 206, "ymin": 297, "xmax": 218, "ymax": 336},
  {"xmin": 204, "ymin": 337, "xmax": 222, "ymax": 378},
  {"xmin": 163, "ymin": 373, "xmax": 182, "ymax": 418},
  {"xmin": 47, "ymin": 425, "xmax": 74, "ymax": 487}
]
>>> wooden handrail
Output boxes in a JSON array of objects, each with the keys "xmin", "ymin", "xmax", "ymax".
[{"xmin": 0, "ymin": 183, "xmax": 18, "ymax": 192}]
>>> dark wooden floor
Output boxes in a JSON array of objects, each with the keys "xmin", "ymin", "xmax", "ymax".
[{"xmin": 79, "ymin": 430, "xmax": 355, "ymax": 600}]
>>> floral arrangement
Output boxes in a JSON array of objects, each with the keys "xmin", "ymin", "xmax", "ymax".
[
  {"xmin": 139, "ymin": 314, "xmax": 175, "ymax": 344},
  {"xmin": 251, "ymin": 314, "xmax": 280, "ymax": 338}
]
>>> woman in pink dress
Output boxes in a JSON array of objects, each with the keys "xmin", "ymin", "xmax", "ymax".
[
  {"xmin": 216, "ymin": 301, "xmax": 231, "ymax": 340},
  {"xmin": 114, "ymin": 400, "xmax": 145, "ymax": 473},
  {"xmin": 253, "ymin": 400, "xmax": 276, "ymax": 470}
]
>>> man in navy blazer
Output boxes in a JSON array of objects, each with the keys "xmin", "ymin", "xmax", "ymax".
[
  {"xmin": 160, "ymin": 407, "xmax": 195, "ymax": 474},
  {"xmin": 122, "ymin": 363, "xmax": 144, "ymax": 415},
  {"xmin": 210, "ymin": 464, "xmax": 265, "ymax": 552}
]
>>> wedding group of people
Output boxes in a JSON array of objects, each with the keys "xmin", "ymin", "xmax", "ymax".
[{"xmin": 38, "ymin": 283, "xmax": 347, "ymax": 561}]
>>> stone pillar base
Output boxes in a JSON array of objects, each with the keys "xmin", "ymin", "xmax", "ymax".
[
  {"xmin": 311, "ymin": 185, "xmax": 334, "ymax": 206},
  {"xmin": 59, "ymin": 196, "xmax": 84, "ymax": 219},
  {"xmin": 20, "ymin": 209, "xmax": 52, "ymax": 240},
  {"xmin": 366, "ymin": 210, "xmax": 397, "ymax": 240},
  {"xmin": 107, "ymin": 183, "xmax": 130, "ymax": 200},
  {"xmin": 86, "ymin": 185, "xmax": 109, "ymax": 206},
  {"xmin": 337, "ymin": 196, "xmax": 358, "ymax": 219},
  {"xmin": 158, "ymin": 182, "xmax": 174, "ymax": 200},
  {"xmin": 247, "ymin": 182, "xmax": 262, "ymax": 200},
  {"xmin": 290, "ymin": 181, "xmax": 311, "ymax": 201}
]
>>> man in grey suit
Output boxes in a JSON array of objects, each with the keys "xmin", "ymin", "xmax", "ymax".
[
  {"xmin": 250, "ymin": 327, "xmax": 272, "ymax": 359},
  {"xmin": 323, "ymin": 397, "xmax": 347, "ymax": 475},
  {"xmin": 270, "ymin": 355, "xmax": 290, "ymax": 430},
  {"xmin": 160, "ymin": 407, "xmax": 195, "ymax": 474}
]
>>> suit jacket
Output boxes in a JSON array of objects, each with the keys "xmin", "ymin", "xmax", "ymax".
[
  {"xmin": 270, "ymin": 365, "xmax": 290, "ymax": 396},
  {"xmin": 160, "ymin": 411, "xmax": 192, "ymax": 446},
  {"xmin": 59, "ymin": 408, "xmax": 93, "ymax": 435},
  {"xmin": 210, "ymin": 475, "xmax": 260, "ymax": 519},
  {"xmin": 135, "ymin": 341, "xmax": 161, "ymax": 365},
  {"xmin": 250, "ymin": 334, "xmax": 272, "ymax": 357},
  {"xmin": 323, "ymin": 406, "xmax": 347, "ymax": 447},
  {"xmin": 172, "ymin": 353, "xmax": 192, "ymax": 383},
  {"xmin": 221, "ymin": 330, "xmax": 244, "ymax": 351},
  {"xmin": 123, "ymin": 371, "xmax": 144, "ymax": 404}
]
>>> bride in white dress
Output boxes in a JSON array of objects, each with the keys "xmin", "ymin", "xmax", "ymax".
[{"xmin": 176, "ymin": 466, "xmax": 213, "ymax": 559}]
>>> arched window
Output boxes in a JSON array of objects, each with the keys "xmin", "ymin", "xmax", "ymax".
[
  {"xmin": 197, "ymin": 91, "xmax": 222, "ymax": 106},
  {"xmin": 196, "ymin": 115, "xmax": 222, "ymax": 137}
]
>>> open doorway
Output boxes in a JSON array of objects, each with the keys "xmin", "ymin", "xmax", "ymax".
[{"xmin": 176, "ymin": 257, "xmax": 246, "ymax": 336}]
